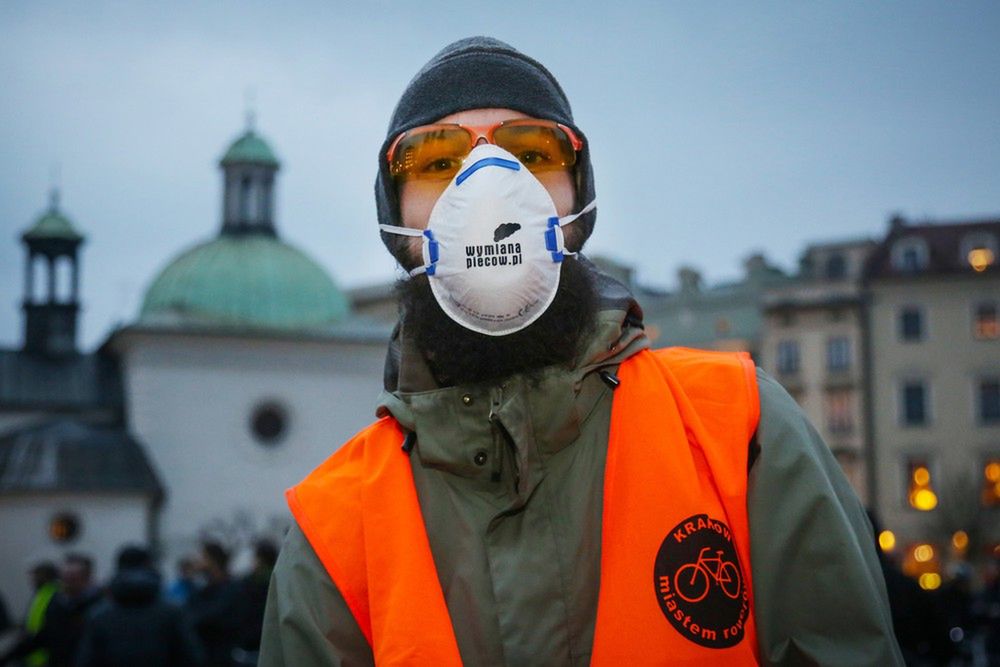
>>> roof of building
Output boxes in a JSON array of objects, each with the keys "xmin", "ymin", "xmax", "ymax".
[
  {"xmin": 22, "ymin": 192, "xmax": 84, "ymax": 242},
  {"xmin": 639, "ymin": 260, "xmax": 789, "ymax": 351},
  {"xmin": 865, "ymin": 216, "xmax": 1000, "ymax": 281},
  {"xmin": 0, "ymin": 349, "xmax": 122, "ymax": 410},
  {"xmin": 105, "ymin": 313, "xmax": 393, "ymax": 350},
  {"xmin": 220, "ymin": 129, "xmax": 280, "ymax": 167},
  {"xmin": 0, "ymin": 418, "xmax": 161, "ymax": 497},
  {"xmin": 139, "ymin": 235, "xmax": 351, "ymax": 331}
]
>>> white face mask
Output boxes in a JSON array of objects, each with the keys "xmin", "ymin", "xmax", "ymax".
[{"xmin": 381, "ymin": 143, "xmax": 596, "ymax": 336}]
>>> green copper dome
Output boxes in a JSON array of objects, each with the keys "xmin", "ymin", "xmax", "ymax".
[
  {"xmin": 23, "ymin": 196, "xmax": 83, "ymax": 242},
  {"xmin": 139, "ymin": 235, "xmax": 350, "ymax": 331},
  {"xmin": 220, "ymin": 130, "xmax": 280, "ymax": 167}
]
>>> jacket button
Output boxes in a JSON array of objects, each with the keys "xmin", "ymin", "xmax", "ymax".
[
  {"xmin": 462, "ymin": 394, "xmax": 473, "ymax": 406},
  {"xmin": 473, "ymin": 450, "xmax": 488, "ymax": 466}
]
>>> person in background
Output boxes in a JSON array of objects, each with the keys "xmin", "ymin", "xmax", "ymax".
[
  {"xmin": 44, "ymin": 554, "xmax": 102, "ymax": 667},
  {"xmin": 0, "ymin": 562, "xmax": 59, "ymax": 666},
  {"xmin": 165, "ymin": 557, "xmax": 197, "ymax": 607},
  {"xmin": 75, "ymin": 545, "xmax": 205, "ymax": 667},
  {"xmin": 232, "ymin": 539, "xmax": 278, "ymax": 666},
  {"xmin": 186, "ymin": 542, "xmax": 239, "ymax": 667}
]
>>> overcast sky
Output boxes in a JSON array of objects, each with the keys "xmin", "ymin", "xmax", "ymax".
[{"xmin": 1, "ymin": 1, "xmax": 998, "ymax": 352}]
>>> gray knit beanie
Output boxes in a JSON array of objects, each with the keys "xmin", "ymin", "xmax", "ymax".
[{"xmin": 375, "ymin": 36, "xmax": 596, "ymax": 268}]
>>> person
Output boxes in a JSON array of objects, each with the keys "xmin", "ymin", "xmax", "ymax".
[
  {"xmin": 46, "ymin": 554, "xmax": 102, "ymax": 667},
  {"xmin": 259, "ymin": 36, "xmax": 903, "ymax": 666},
  {"xmin": 185, "ymin": 541, "xmax": 240, "ymax": 667},
  {"xmin": 165, "ymin": 556, "xmax": 197, "ymax": 607},
  {"xmin": 0, "ymin": 562, "xmax": 59, "ymax": 666},
  {"xmin": 1, "ymin": 555, "xmax": 102, "ymax": 667},
  {"xmin": 232, "ymin": 539, "xmax": 279, "ymax": 666},
  {"xmin": 74, "ymin": 545, "xmax": 205, "ymax": 667}
]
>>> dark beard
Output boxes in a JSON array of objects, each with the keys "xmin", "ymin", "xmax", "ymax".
[{"xmin": 397, "ymin": 258, "xmax": 599, "ymax": 387}]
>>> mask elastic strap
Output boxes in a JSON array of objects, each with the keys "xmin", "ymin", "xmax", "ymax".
[
  {"xmin": 379, "ymin": 225, "xmax": 439, "ymax": 276},
  {"xmin": 545, "ymin": 199, "xmax": 596, "ymax": 262}
]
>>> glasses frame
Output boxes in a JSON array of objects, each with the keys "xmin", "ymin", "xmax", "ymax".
[{"xmin": 386, "ymin": 118, "xmax": 584, "ymax": 178}]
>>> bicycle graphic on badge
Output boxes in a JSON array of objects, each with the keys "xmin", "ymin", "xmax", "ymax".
[{"xmin": 673, "ymin": 546, "xmax": 742, "ymax": 603}]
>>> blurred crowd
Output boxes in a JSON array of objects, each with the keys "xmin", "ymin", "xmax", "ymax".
[
  {"xmin": 0, "ymin": 538, "xmax": 277, "ymax": 667},
  {"xmin": 1, "ymin": 532, "xmax": 999, "ymax": 666},
  {"xmin": 881, "ymin": 553, "xmax": 1000, "ymax": 667}
]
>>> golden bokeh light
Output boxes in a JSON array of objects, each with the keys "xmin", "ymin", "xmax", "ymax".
[
  {"xmin": 910, "ymin": 488, "xmax": 938, "ymax": 511},
  {"xmin": 913, "ymin": 466, "xmax": 931, "ymax": 486},
  {"xmin": 913, "ymin": 544, "xmax": 934, "ymax": 562},
  {"xmin": 878, "ymin": 530, "xmax": 896, "ymax": 552},
  {"xmin": 952, "ymin": 530, "xmax": 969, "ymax": 551},
  {"xmin": 968, "ymin": 247, "xmax": 995, "ymax": 272},
  {"xmin": 918, "ymin": 573, "xmax": 942, "ymax": 590},
  {"xmin": 986, "ymin": 462, "xmax": 1000, "ymax": 483}
]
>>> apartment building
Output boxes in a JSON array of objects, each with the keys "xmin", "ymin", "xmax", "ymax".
[
  {"xmin": 760, "ymin": 239, "xmax": 876, "ymax": 503},
  {"xmin": 865, "ymin": 216, "xmax": 1000, "ymax": 573}
]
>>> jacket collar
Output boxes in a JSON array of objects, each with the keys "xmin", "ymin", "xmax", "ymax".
[{"xmin": 376, "ymin": 259, "xmax": 648, "ymax": 477}]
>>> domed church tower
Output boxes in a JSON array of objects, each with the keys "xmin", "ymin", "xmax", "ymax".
[
  {"xmin": 106, "ymin": 119, "xmax": 389, "ymax": 568},
  {"xmin": 219, "ymin": 119, "xmax": 280, "ymax": 236},
  {"xmin": 20, "ymin": 188, "xmax": 85, "ymax": 356},
  {"xmin": 138, "ymin": 120, "xmax": 350, "ymax": 330}
]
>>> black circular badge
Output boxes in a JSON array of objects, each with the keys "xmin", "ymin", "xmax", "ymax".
[{"xmin": 652, "ymin": 513, "xmax": 749, "ymax": 648}]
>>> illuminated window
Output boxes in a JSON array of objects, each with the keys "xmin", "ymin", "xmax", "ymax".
[
  {"xmin": 825, "ymin": 390, "xmax": 854, "ymax": 435},
  {"xmin": 776, "ymin": 340, "xmax": 799, "ymax": 375},
  {"xmin": 899, "ymin": 307, "xmax": 924, "ymax": 342},
  {"xmin": 960, "ymin": 232, "xmax": 997, "ymax": 272},
  {"xmin": 974, "ymin": 302, "xmax": 999, "ymax": 340},
  {"xmin": 983, "ymin": 459, "xmax": 1000, "ymax": 507},
  {"xmin": 901, "ymin": 381, "xmax": 929, "ymax": 427},
  {"xmin": 906, "ymin": 459, "xmax": 938, "ymax": 511},
  {"xmin": 826, "ymin": 336, "xmax": 851, "ymax": 372}
]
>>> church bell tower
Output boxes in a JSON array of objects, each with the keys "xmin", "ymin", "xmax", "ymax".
[
  {"xmin": 21, "ymin": 188, "xmax": 85, "ymax": 357},
  {"xmin": 219, "ymin": 113, "xmax": 281, "ymax": 237}
]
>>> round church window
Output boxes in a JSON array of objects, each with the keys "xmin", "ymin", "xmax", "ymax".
[
  {"xmin": 250, "ymin": 401, "xmax": 288, "ymax": 446},
  {"xmin": 49, "ymin": 512, "xmax": 81, "ymax": 544}
]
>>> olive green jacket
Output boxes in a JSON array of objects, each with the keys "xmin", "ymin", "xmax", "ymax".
[{"xmin": 260, "ymin": 274, "xmax": 903, "ymax": 667}]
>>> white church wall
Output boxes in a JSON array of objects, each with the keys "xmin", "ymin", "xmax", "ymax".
[
  {"xmin": 118, "ymin": 331, "xmax": 388, "ymax": 566},
  {"xmin": 0, "ymin": 493, "xmax": 149, "ymax": 615}
]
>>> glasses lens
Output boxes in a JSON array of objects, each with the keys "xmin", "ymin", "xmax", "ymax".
[
  {"xmin": 390, "ymin": 127, "xmax": 470, "ymax": 181},
  {"xmin": 493, "ymin": 123, "xmax": 577, "ymax": 174}
]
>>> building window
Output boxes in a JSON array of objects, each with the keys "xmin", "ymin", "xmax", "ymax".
[
  {"xmin": 49, "ymin": 512, "xmax": 81, "ymax": 544},
  {"xmin": 826, "ymin": 336, "xmax": 851, "ymax": 372},
  {"xmin": 891, "ymin": 237, "xmax": 929, "ymax": 272},
  {"xmin": 901, "ymin": 380, "xmax": 928, "ymax": 426},
  {"xmin": 899, "ymin": 306, "xmax": 924, "ymax": 342},
  {"xmin": 960, "ymin": 232, "xmax": 997, "ymax": 273},
  {"xmin": 974, "ymin": 302, "xmax": 999, "ymax": 340},
  {"xmin": 250, "ymin": 400, "xmax": 288, "ymax": 446},
  {"xmin": 825, "ymin": 253, "xmax": 847, "ymax": 280},
  {"xmin": 980, "ymin": 378, "xmax": 1000, "ymax": 425},
  {"xmin": 906, "ymin": 458, "xmax": 938, "ymax": 511},
  {"xmin": 776, "ymin": 340, "xmax": 800, "ymax": 375},
  {"xmin": 825, "ymin": 390, "xmax": 854, "ymax": 434},
  {"xmin": 983, "ymin": 459, "xmax": 1000, "ymax": 507}
]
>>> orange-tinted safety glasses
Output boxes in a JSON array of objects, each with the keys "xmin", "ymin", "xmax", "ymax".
[{"xmin": 387, "ymin": 119, "xmax": 583, "ymax": 182}]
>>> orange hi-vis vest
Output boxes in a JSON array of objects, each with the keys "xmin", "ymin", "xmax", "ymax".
[{"xmin": 288, "ymin": 347, "xmax": 761, "ymax": 665}]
